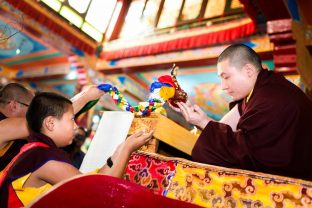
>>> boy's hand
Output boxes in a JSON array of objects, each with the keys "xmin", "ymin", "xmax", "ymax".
[{"xmin": 124, "ymin": 130, "xmax": 154, "ymax": 153}]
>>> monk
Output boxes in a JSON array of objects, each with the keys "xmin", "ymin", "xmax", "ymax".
[
  {"xmin": 171, "ymin": 44, "xmax": 312, "ymax": 181},
  {"xmin": 0, "ymin": 83, "xmax": 33, "ymax": 171}
]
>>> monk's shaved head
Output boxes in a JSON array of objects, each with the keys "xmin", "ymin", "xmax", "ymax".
[
  {"xmin": 0, "ymin": 83, "xmax": 33, "ymax": 107},
  {"xmin": 218, "ymin": 44, "xmax": 262, "ymax": 72}
]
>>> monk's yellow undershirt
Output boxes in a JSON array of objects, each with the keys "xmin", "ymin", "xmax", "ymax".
[{"xmin": 246, "ymin": 88, "xmax": 254, "ymax": 103}]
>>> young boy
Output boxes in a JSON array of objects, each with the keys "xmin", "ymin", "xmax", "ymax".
[
  {"xmin": 0, "ymin": 92, "xmax": 153, "ymax": 207},
  {"xmin": 0, "ymin": 83, "xmax": 104, "ymax": 174}
]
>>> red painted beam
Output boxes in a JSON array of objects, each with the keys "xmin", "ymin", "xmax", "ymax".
[{"xmin": 98, "ymin": 51, "xmax": 273, "ymax": 75}]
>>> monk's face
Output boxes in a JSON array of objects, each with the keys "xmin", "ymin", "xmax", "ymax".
[
  {"xmin": 7, "ymin": 93, "xmax": 33, "ymax": 117},
  {"xmin": 7, "ymin": 99, "xmax": 30, "ymax": 117},
  {"xmin": 217, "ymin": 59, "xmax": 255, "ymax": 101}
]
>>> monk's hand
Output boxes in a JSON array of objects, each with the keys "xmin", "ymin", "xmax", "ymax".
[
  {"xmin": 177, "ymin": 102, "xmax": 210, "ymax": 130},
  {"xmin": 168, "ymin": 99, "xmax": 192, "ymax": 113},
  {"xmin": 124, "ymin": 130, "xmax": 154, "ymax": 153}
]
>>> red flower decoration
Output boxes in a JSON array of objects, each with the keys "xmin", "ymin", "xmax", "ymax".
[{"xmin": 158, "ymin": 75, "xmax": 175, "ymax": 87}]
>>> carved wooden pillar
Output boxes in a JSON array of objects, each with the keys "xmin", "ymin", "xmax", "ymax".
[
  {"xmin": 267, "ymin": 19, "xmax": 297, "ymax": 74},
  {"xmin": 292, "ymin": 21, "xmax": 312, "ymax": 90}
]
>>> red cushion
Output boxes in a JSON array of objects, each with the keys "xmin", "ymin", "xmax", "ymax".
[{"xmin": 29, "ymin": 174, "xmax": 202, "ymax": 208}]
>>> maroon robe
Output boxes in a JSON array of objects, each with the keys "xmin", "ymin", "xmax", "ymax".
[
  {"xmin": 192, "ymin": 69, "xmax": 312, "ymax": 181},
  {"xmin": 0, "ymin": 132, "xmax": 71, "ymax": 208},
  {"xmin": 0, "ymin": 113, "xmax": 27, "ymax": 171}
]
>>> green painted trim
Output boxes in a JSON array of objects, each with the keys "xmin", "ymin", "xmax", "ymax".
[
  {"xmin": 136, "ymin": 73, "xmax": 150, "ymax": 85},
  {"xmin": 262, "ymin": 60, "xmax": 274, "ymax": 71},
  {"xmin": 5, "ymin": 52, "xmax": 64, "ymax": 66}
]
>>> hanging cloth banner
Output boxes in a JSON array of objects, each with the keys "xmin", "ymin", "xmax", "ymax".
[{"xmin": 101, "ymin": 17, "xmax": 255, "ymax": 60}]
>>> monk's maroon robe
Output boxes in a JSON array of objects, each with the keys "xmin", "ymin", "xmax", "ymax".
[{"xmin": 192, "ymin": 69, "xmax": 312, "ymax": 181}]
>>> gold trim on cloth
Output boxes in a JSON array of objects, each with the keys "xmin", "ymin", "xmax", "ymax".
[
  {"xmin": 0, "ymin": 141, "xmax": 13, "ymax": 157},
  {"xmin": 128, "ymin": 151, "xmax": 312, "ymax": 208}
]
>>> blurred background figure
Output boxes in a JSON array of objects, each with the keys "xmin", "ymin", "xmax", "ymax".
[{"xmin": 63, "ymin": 127, "xmax": 89, "ymax": 169}]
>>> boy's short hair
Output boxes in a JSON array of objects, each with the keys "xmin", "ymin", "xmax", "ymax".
[{"xmin": 26, "ymin": 92, "xmax": 72, "ymax": 132}]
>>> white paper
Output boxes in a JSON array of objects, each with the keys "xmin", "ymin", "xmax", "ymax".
[{"xmin": 79, "ymin": 111, "xmax": 134, "ymax": 173}]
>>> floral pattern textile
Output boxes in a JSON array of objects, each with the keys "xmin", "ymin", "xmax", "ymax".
[
  {"xmin": 125, "ymin": 152, "xmax": 312, "ymax": 208},
  {"xmin": 124, "ymin": 153, "xmax": 176, "ymax": 195}
]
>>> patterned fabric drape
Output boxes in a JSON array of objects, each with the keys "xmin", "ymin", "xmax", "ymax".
[
  {"xmin": 124, "ymin": 153, "xmax": 176, "ymax": 195},
  {"xmin": 125, "ymin": 152, "xmax": 312, "ymax": 208}
]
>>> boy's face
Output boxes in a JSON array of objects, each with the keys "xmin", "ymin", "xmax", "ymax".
[{"xmin": 53, "ymin": 106, "xmax": 77, "ymax": 147}]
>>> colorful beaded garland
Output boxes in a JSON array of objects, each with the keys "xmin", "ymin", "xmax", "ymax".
[{"xmin": 97, "ymin": 82, "xmax": 174, "ymax": 116}]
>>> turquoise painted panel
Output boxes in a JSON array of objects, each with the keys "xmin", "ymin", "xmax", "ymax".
[{"xmin": 0, "ymin": 19, "xmax": 47, "ymax": 60}]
